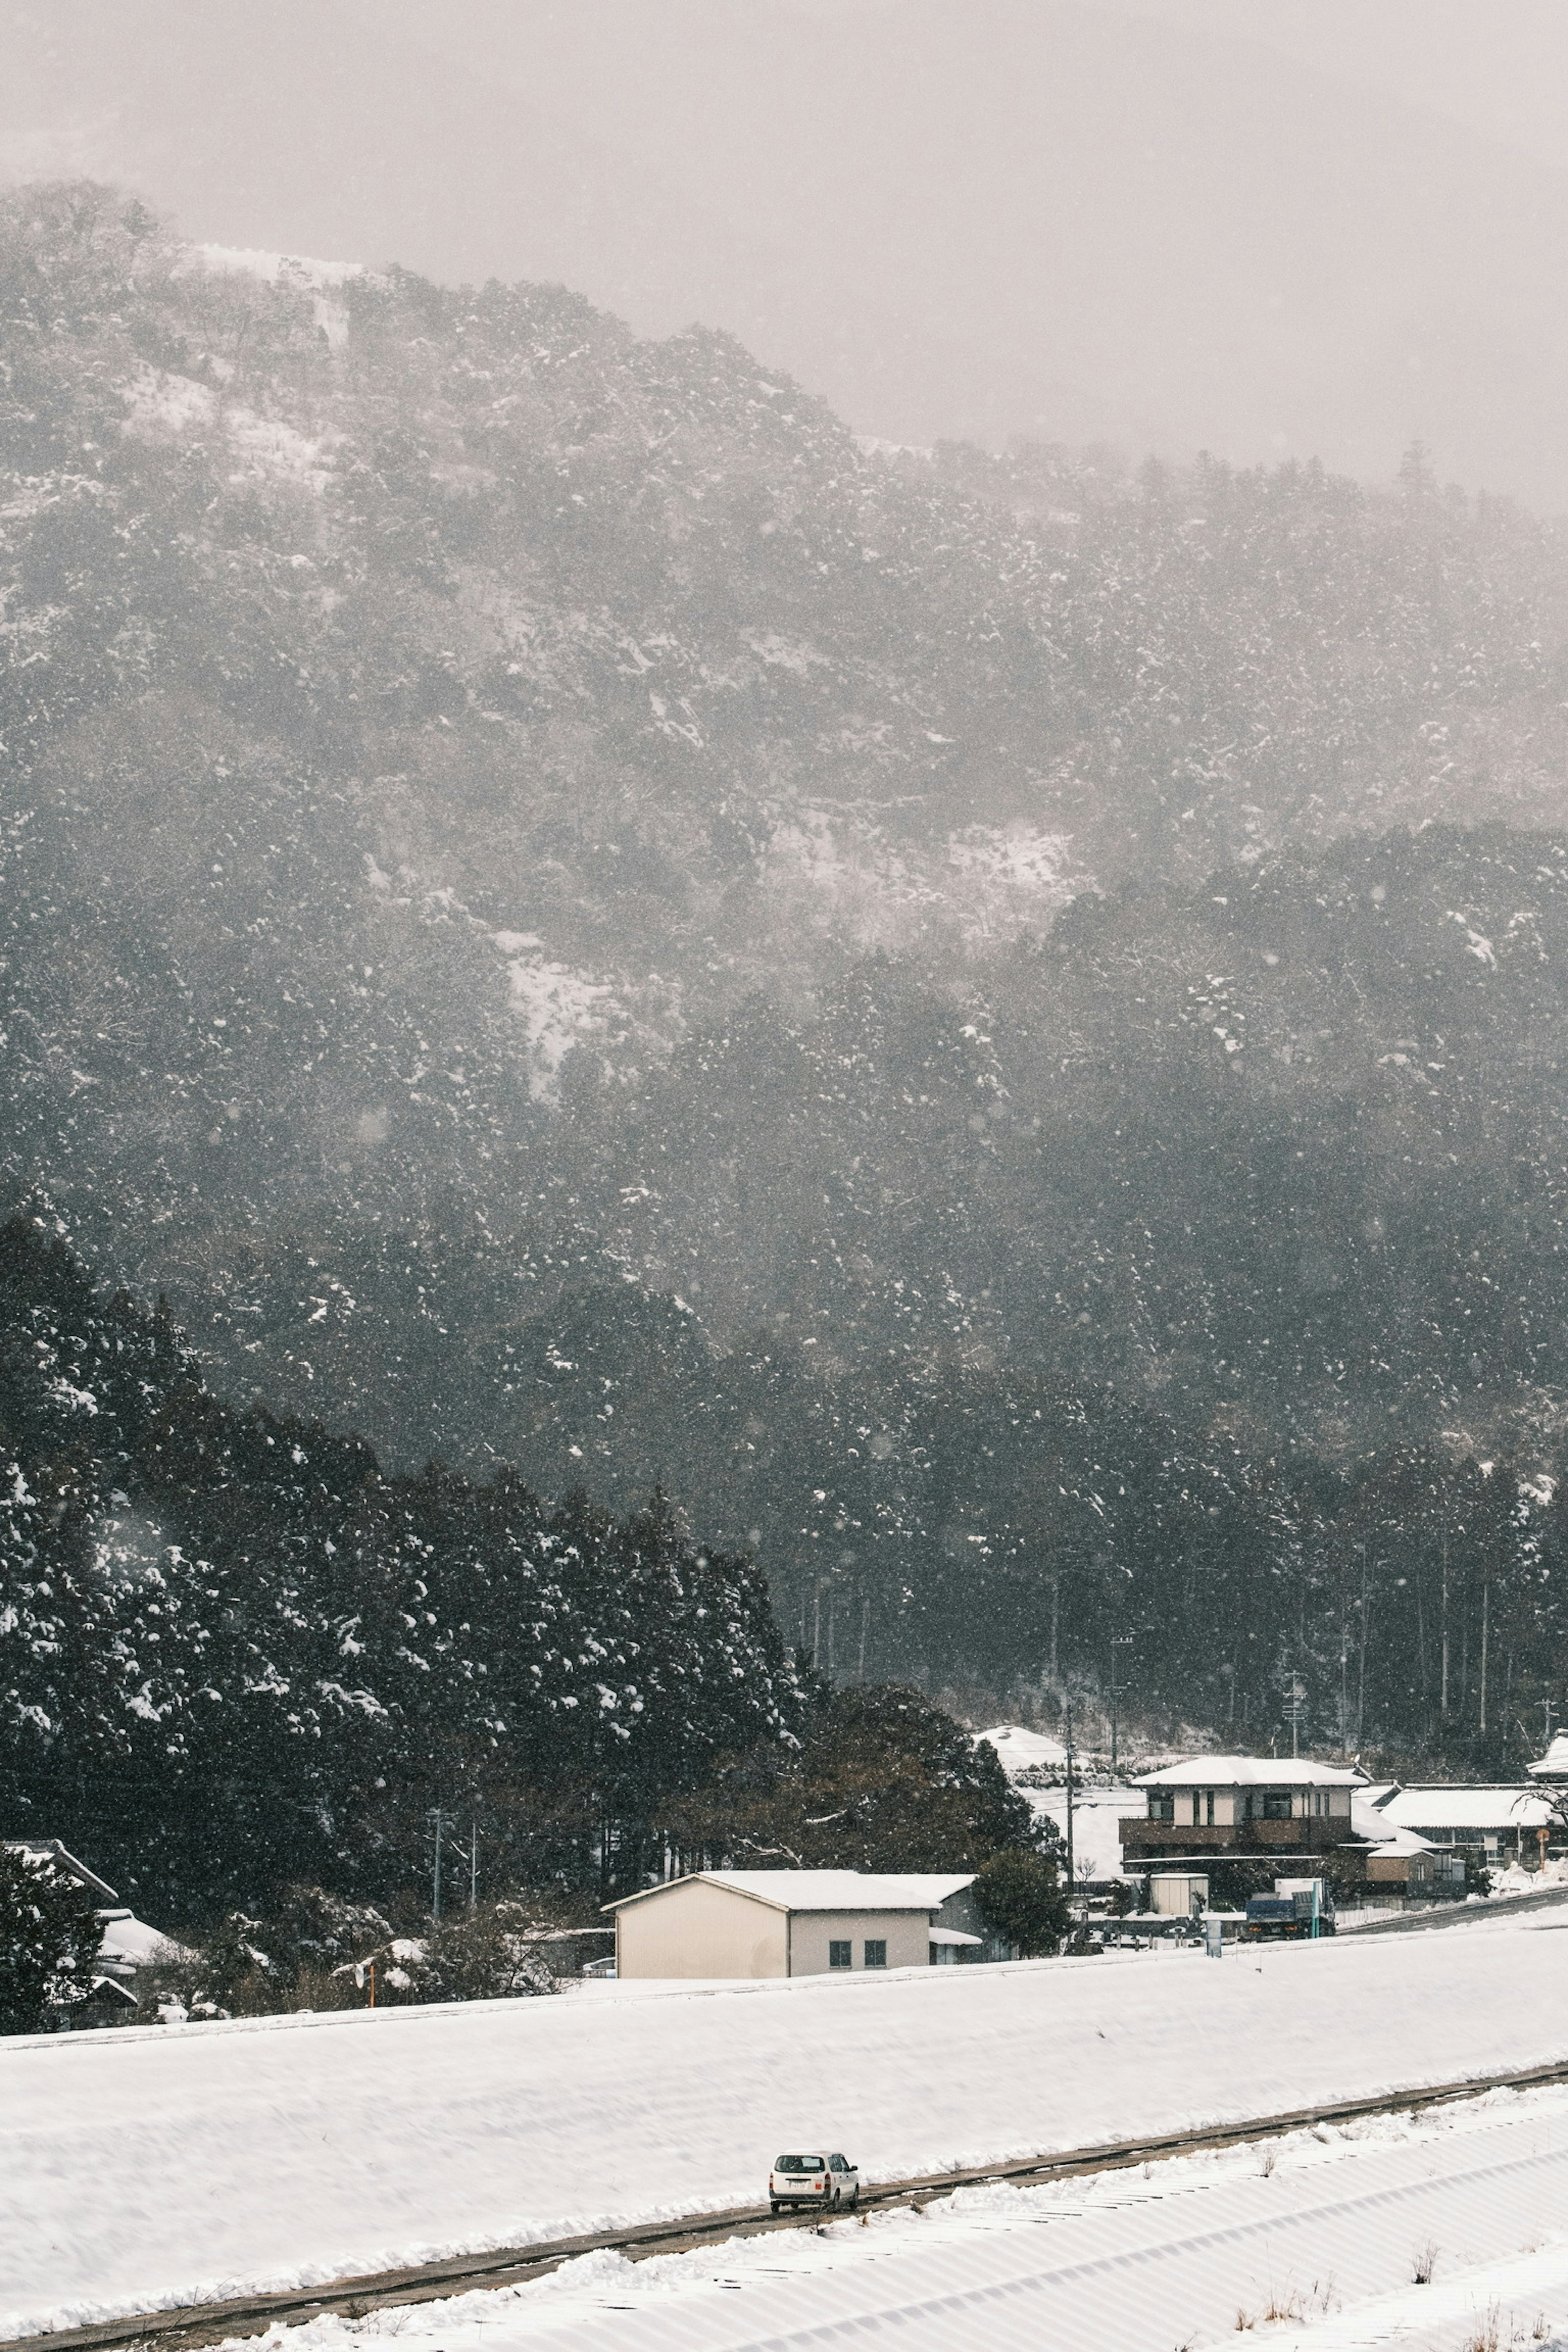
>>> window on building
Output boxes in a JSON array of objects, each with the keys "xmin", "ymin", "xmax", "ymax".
[
  {"xmin": 828, "ymin": 1940, "xmax": 852, "ymax": 1969},
  {"xmin": 1260, "ymin": 1789, "xmax": 1293, "ymax": 1820},
  {"xmin": 1148, "ymin": 1792, "xmax": 1175, "ymax": 1822},
  {"xmin": 1204, "ymin": 1790, "xmax": 1216, "ymax": 1825},
  {"xmin": 864, "ymin": 1939, "xmax": 887, "ymax": 1969}
]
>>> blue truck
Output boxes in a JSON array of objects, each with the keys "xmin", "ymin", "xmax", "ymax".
[{"xmin": 1242, "ymin": 1887, "xmax": 1334, "ymax": 1940}]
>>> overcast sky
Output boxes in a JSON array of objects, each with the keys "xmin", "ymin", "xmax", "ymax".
[
  {"xmin": 1097, "ymin": 0, "xmax": 1568, "ymax": 172},
  {"xmin": 5, "ymin": 0, "xmax": 1568, "ymax": 504}
]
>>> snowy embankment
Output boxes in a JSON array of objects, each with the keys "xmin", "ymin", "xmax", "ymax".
[
  {"xmin": 223, "ymin": 2082, "xmax": 1568, "ymax": 2352},
  {"xmin": 5, "ymin": 1915, "xmax": 1568, "ymax": 2339}
]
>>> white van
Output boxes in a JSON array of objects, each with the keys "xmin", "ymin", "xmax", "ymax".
[{"xmin": 769, "ymin": 2151, "xmax": 860, "ymax": 2214}]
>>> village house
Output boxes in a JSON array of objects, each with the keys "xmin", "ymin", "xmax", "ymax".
[
  {"xmin": 1122, "ymin": 1757, "xmax": 1365, "ymax": 1872},
  {"xmin": 1121, "ymin": 1759, "xmax": 1501, "ymax": 1907},
  {"xmin": 604, "ymin": 1869, "xmax": 1000, "ymax": 1980},
  {"xmin": 4, "ymin": 1839, "xmax": 170, "ymax": 2020},
  {"xmin": 1526, "ymin": 1733, "xmax": 1568, "ymax": 1787},
  {"xmin": 1348, "ymin": 1790, "xmax": 1464, "ymax": 1904},
  {"xmin": 1365, "ymin": 1784, "xmax": 1556, "ymax": 1869}
]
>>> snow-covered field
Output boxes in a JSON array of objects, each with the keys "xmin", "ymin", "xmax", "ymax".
[
  {"xmin": 6, "ymin": 1912, "xmax": 1568, "ymax": 2341},
  {"xmin": 227, "ymin": 2082, "xmax": 1568, "ymax": 2352},
  {"xmin": 1021, "ymin": 1782, "xmax": 1136, "ymax": 1877}
]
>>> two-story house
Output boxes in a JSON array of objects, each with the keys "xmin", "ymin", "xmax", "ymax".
[{"xmin": 1121, "ymin": 1757, "xmax": 1367, "ymax": 1884}]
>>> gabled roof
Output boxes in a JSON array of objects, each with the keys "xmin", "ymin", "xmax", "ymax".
[
  {"xmin": 86, "ymin": 1975, "xmax": 139, "ymax": 2008},
  {"xmin": 604, "ymin": 1869, "xmax": 975, "ymax": 1916},
  {"xmin": 97, "ymin": 1910, "xmax": 175, "ymax": 1966},
  {"xmin": 1350, "ymin": 1794, "xmax": 1436, "ymax": 1857},
  {"xmin": 1134, "ymin": 1755, "xmax": 1364, "ymax": 1789},
  {"xmin": 4, "ymin": 1838, "xmax": 118, "ymax": 1903}
]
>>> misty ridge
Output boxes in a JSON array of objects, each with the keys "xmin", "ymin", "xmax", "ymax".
[{"xmin": 6, "ymin": 127, "xmax": 1568, "ymax": 1902}]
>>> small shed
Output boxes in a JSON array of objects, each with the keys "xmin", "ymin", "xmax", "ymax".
[
  {"xmin": 1348, "ymin": 1794, "xmax": 1463, "ymax": 1903},
  {"xmin": 604, "ymin": 1869, "xmax": 985, "ymax": 1980},
  {"xmin": 1147, "ymin": 1871, "xmax": 1209, "ymax": 1917}
]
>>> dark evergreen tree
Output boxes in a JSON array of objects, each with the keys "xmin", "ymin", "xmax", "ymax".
[
  {"xmin": 971, "ymin": 1849, "xmax": 1070, "ymax": 1957},
  {"xmin": 0, "ymin": 1847, "xmax": 104, "ymax": 2034}
]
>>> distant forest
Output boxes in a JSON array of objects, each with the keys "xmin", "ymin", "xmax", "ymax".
[
  {"xmin": 6, "ymin": 186, "xmax": 1568, "ymax": 1776},
  {"xmin": 0, "ymin": 1216, "xmax": 801, "ymax": 1915}
]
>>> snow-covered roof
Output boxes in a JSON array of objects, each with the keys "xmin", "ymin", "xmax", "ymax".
[
  {"xmin": 1134, "ymin": 1756, "xmax": 1364, "ymax": 1789},
  {"xmin": 3, "ymin": 1839, "xmax": 118, "ymax": 1903},
  {"xmin": 1527, "ymin": 1734, "xmax": 1568, "ymax": 1779},
  {"xmin": 1350, "ymin": 1796, "xmax": 1435, "ymax": 1857},
  {"xmin": 97, "ymin": 1910, "xmax": 176, "ymax": 1967},
  {"xmin": 974, "ymin": 1724, "xmax": 1067, "ymax": 1776},
  {"xmin": 1378, "ymin": 1786, "xmax": 1554, "ymax": 1831},
  {"xmin": 86, "ymin": 1975, "xmax": 138, "ymax": 2008},
  {"xmin": 605, "ymin": 1870, "xmax": 975, "ymax": 1915}
]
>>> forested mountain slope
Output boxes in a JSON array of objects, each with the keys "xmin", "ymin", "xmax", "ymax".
[
  {"xmin": 7, "ymin": 185, "xmax": 1568, "ymax": 1758},
  {"xmin": 0, "ymin": 1216, "xmax": 800, "ymax": 1914}
]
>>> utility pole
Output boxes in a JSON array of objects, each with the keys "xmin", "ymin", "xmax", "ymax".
[
  {"xmin": 1063, "ymin": 1696, "xmax": 1076, "ymax": 1911},
  {"xmin": 1355, "ymin": 1544, "xmax": 1370, "ymax": 1748},
  {"xmin": 1339, "ymin": 1636, "xmax": 1348, "ymax": 1751},
  {"xmin": 1440, "ymin": 1529, "xmax": 1450, "ymax": 1716},
  {"xmin": 1049, "ymin": 1571, "xmax": 1060, "ymax": 1686},
  {"xmin": 1109, "ymin": 1636, "xmax": 1133, "ymax": 1773},
  {"xmin": 1284, "ymin": 1677, "xmax": 1306, "ymax": 1757},
  {"xmin": 1479, "ymin": 1574, "xmax": 1490, "ymax": 1735},
  {"xmin": 470, "ymin": 1815, "xmax": 479, "ymax": 1909},
  {"xmin": 429, "ymin": 1807, "xmax": 446, "ymax": 1919},
  {"xmin": 1541, "ymin": 1698, "xmax": 1557, "ymax": 1748}
]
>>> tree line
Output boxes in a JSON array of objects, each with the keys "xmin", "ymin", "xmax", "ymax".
[
  {"xmin": 0, "ymin": 1217, "xmax": 1055, "ymax": 1933},
  {"xmin": 0, "ymin": 1216, "xmax": 803, "ymax": 1919}
]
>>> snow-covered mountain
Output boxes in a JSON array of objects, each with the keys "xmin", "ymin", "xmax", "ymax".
[{"xmin": 9, "ymin": 183, "xmax": 1568, "ymax": 1733}]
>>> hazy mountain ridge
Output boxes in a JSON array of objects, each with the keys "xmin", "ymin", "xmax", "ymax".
[
  {"xmin": 10, "ymin": 187, "xmax": 1568, "ymax": 1735},
  {"xmin": 15, "ymin": 2, "xmax": 1568, "ymax": 503}
]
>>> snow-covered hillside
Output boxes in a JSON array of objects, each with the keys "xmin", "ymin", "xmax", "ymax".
[
  {"xmin": 5, "ymin": 1912, "xmax": 1568, "ymax": 2338},
  {"xmin": 16, "ymin": 187, "xmax": 1568, "ymax": 1731}
]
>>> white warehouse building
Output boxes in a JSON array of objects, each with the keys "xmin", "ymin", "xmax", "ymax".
[{"xmin": 604, "ymin": 1869, "xmax": 998, "ymax": 1980}]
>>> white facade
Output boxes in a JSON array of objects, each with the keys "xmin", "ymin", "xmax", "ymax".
[
  {"xmin": 1133, "ymin": 1757, "xmax": 1360, "ymax": 1829},
  {"xmin": 606, "ymin": 1869, "xmax": 982, "ymax": 1980}
]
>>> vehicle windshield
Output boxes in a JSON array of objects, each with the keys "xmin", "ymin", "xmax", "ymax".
[{"xmin": 775, "ymin": 2154, "xmax": 825, "ymax": 2173}]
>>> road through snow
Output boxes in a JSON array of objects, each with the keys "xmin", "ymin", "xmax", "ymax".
[{"xmin": 5, "ymin": 1912, "xmax": 1568, "ymax": 2338}]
